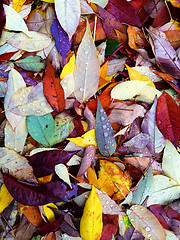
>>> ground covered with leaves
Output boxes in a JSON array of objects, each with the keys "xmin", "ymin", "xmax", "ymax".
[{"xmin": 0, "ymin": 0, "xmax": 180, "ymax": 239}]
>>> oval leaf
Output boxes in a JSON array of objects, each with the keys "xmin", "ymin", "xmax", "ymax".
[
  {"xmin": 95, "ymin": 98, "xmax": 116, "ymax": 156},
  {"xmin": 127, "ymin": 205, "xmax": 166, "ymax": 240},
  {"xmin": 15, "ymin": 56, "xmax": 46, "ymax": 72}
]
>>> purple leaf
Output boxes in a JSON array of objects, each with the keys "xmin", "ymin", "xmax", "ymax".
[
  {"xmin": 0, "ymin": 2, "xmax": 6, "ymax": 38},
  {"xmin": 141, "ymin": 96, "xmax": 166, "ymax": 155},
  {"xmin": 27, "ymin": 150, "xmax": 77, "ymax": 178},
  {"xmin": 20, "ymin": 71, "xmax": 38, "ymax": 86},
  {"xmin": 148, "ymin": 28, "xmax": 180, "ymax": 79},
  {"xmin": 3, "ymin": 173, "xmax": 79, "ymax": 206},
  {"xmin": 106, "ymin": 0, "xmax": 141, "ymax": 27},
  {"xmin": 50, "ymin": 14, "xmax": 71, "ymax": 66}
]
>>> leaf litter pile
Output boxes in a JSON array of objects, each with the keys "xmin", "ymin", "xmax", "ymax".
[{"xmin": 0, "ymin": 0, "xmax": 180, "ymax": 239}]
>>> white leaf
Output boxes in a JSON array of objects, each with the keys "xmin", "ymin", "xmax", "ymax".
[
  {"xmin": 61, "ymin": 73, "xmax": 75, "ymax": 99},
  {"xmin": 3, "ymin": 4, "xmax": 29, "ymax": 35},
  {"xmin": 8, "ymin": 31, "xmax": 52, "ymax": 52},
  {"xmin": 74, "ymin": 20, "xmax": 100, "ymax": 103},
  {"xmin": 87, "ymin": 0, "xmax": 108, "ymax": 8},
  {"xmin": 19, "ymin": 3, "xmax": 32, "ymax": 19},
  {"xmin": 0, "ymin": 147, "xmax": 36, "ymax": 182},
  {"xmin": 0, "ymin": 43, "xmax": 18, "ymax": 55},
  {"xmin": 4, "ymin": 68, "xmax": 26, "ymax": 130},
  {"xmin": 80, "ymin": 0, "xmax": 94, "ymax": 15},
  {"xmin": 8, "ymin": 82, "xmax": 53, "ymax": 116},
  {"xmin": 165, "ymin": 229, "xmax": 179, "ymax": 240},
  {"xmin": 147, "ymin": 175, "xmax": 180, "ymax": 206},
  {"xmin": 4, "ymin": 118, "xmax": 28, "ymax": 153},
  {"xmin": 162, "ymin": 140, "xmax": 180, "ymax": 185},
  {"xmin": 55, "ymin": 163, "xmax": 72, "ymax": 188},
  {"xmin": 0, "ymin": 30, "xmax": 15, "ymax": 47},
  {"xmin": 55, "ymin": 0, "xmax": 81, "ymax": 40}
]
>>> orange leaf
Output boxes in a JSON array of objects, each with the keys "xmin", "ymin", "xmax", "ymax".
[
  {"xmin": 43, "ymin": 60, "xmax": 65, "ymax": 113},
  {"xmin": 98, "ymin": 160, "xmax": 132, "ymax": 201},
  {"xmin": 87, "ymin": 167, "xmax": 100, "ymax": 189},
  {"xmin": 37, "ymin": 174, "xmax": 53, "ymax": 184},
  {"xmin": 127, "ymin": 25, "xmax": 149, "ymax": 49},
  {"xmin": 98, "ymin": 62, "xmax": 109, "ymax": 90}
]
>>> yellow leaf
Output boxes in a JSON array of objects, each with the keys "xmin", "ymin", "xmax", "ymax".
[
  {"xmin": 80, "ymin": 185, "xmax": 103, "ymax": 240},
  {"xmin": 170, "ymin": 18, "xmax": 180, "ymax": 30},
  {"xmin": 43, "ymin": 203, "xmax": 58, "ymax": 223},
  {"xmin": 81, "ymin": 120, "xmax": 88, "ymax": 132},
  {"xmin": 126, "ymin": 64, "xmax": 155, "ymax": 88},
  {"xmin": 168, "ymin": 0, "xmax": 180, "ymax": 8},
  {"xmin": 0, "ymin": 184, "xmax": 13, "ymax": 213},
  {"xmin": 12, "ymin": 0, "xmax": 26, "ymax": 13},
  {"xmin": 98, "ymin": 160, "xmax": 132, "ymax": 201},
  {"xmin": 37, "ymin": 174, "xmax": 52, "ymax": 184},
  {"xmin": 42, "ymin": 0, "xmax": 54, "ymax": 3},
  {"xmin": 67, "ymin": 129, "xmax": 97, "ymax": 147},
  {"xmin": 60, "ymin": 54, "xmax": 76, "ymax": 79},
  {"xmin": 87, "ymin": 167, "xmax": 100, "ymax": 189}
]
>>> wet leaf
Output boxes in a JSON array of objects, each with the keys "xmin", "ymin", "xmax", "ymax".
[
  {"xmin": 95, "ymin": 98, "xmax": 116, "ymax": 157},
  {"xmin": 55, "ymin": 0, "xmax": 81, "ymax": 41},
  {"xmin": 0, "ymin": 184, "xmax": 13, "ymax": 213},
  {"xmin": 3, "ymin": 173, "xmax": 79, "ymax": 206},
  {"xmin": 15, "ymin": 56, "xmax": 46, "ymax": 72},
  {"xmin": 28, "ymin": 149, "xmax": 77, "ymax": 178},
  {"xmin": 43, "ymin": 60, "xmax": 65, "ymax": 112},
  {"xmin": 80, "ymin": 185, "xmax": 103, "ymax": 240},
  {"xmin": 127, "ymin": 205, "xmax": 166, "ymax": 240},
  {"xmin": 156, "ymin": 91, "xmax": 180, "ymax": 147},
  {"xmin": 162, "ymin": 140, "xmax": 180, "ymax": 184},
  {"xmin": 74, "ymin": 20, "xmax": 100, "ymax": 103}
]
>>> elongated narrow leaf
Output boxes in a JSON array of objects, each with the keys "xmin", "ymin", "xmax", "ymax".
[
  {"xmin": 95, "ymin": 98, "xmax": 116, "ymax": 156},
  {"xmin": 0, "ymin": 184, "xmax": 13, "ymax": 213},
  {"xmin": 54, "ymin": 0, "xmax": 81, "ymax": 41},
  {"xmin": 132, "ymin": 167, "xmax": 153, "ymax": 205},
  {"xmin": 3, "ymin": 4, "xmax": 29, "ymax": 35},
  {"xmin": 43, "ymin": 60, "xmax": 65, "ymax": 112},
  {"xmin": 27, "ymin": 113, "xmax": 55, "ymax": 146},
  {"xmin": 162, "ymin": 140, "xmax": 180, "ymax": 185},
  {"xmin": 3, "ymin": 173, "xmax": 79, "ymax": 206},
  {"xmin": 50, "ymin": 15, "xmax": 71, "ymax": 66},
  {"xmin": 127, "ymin": 205, "xmax": 166, "ymax": 240},
  {"xmin": 0, "ymin": 2, "xmax": 6, "ymax": 38},
  {"xmin": 74, "ymin": 20, "xmax": 100, "ymax": 103},
  {"xmin": 156, "ymin": 91, "xmax": 180, "ymax": 147},
  {"xmin": 80, "ymin": 186, "xmax": 103, "ymax": 240},
  {"xmin": 141, "ymin": 96, "xmax": 166, "ymax": 154},
  {"xmin": 15, "ymin": 56, "xmax": 46, "ymax": 72},
  {"xmin": 28, "ymin": 149, "xmax": 77, "ymax": 178}
]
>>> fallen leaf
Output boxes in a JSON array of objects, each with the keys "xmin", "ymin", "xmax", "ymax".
[
  {"xmin": 15, "ymin": 56, "xmax": 46, "ymax": 72},
  {"xmin": 156, "ymin": 91, "xmax": 180, "ymax": 147},
  {"xmin": 12, "ymin": 0, "xmax": 26, "ymax": 13},
  {"xmin": 0, "ymin": 184, "xmax": 13, "ymax": 213},
  {"xmin": 55, "ymin": 163, "xmax": 72, "ymax": 188},
  {"xmin": 74, "ymin": 20, "xmax": 100, "ymax": 103},
  {"xmin": 43, "ymin": 203, "xmax": 58, "ymax": 223},
  {"xmin": 60, "ymin": 54, "xmax": 75, "ymax": 79},
  {"xmin": 80, "ymin": 185, "xmax": 103, "ymax": 240},
  {"xmin": 127, "ymin": 205, "xmax": 166, "ymax": 240},
  {"xmin": 0, "ymin": 2, "xmax": 6, "ymax": 38},
  {"xmin": 15, "ymin": 216, "xmax": 36, "ymax": 240}
]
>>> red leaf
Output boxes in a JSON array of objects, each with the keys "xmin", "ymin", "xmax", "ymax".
[
  {"xmin": 3, "ymin": 173, "xmax": 79, "ymax": 206},
  {"xmin": 106, "ymin": 0, "xmax": 141, "ymax": 27},
  {"xmin": 128, "ymin": 0, "xmax": 150, "ymax": 12},
  {"xmin": 156, "ymin": 92, "xmax": 180, "ymax": 146},
  {"xmin": 100, "ymin": 215, "xmax": 119, "ymax": 240},
  {"xmin": 43, "ymin": 60, "xmax": 65, "ymax": 112}
]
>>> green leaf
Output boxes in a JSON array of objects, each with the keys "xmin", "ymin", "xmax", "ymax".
[
  {"xmin": 15, "ymin": 56, "xmax": 46, "ymax": 72},
  {"xmin": 105, "ymin": 38, "xmax": 120, "ymax": 57},
  {"xmin": 95, "ymin": 98, "xmax": 116, "ymax": 156},
  {"xmin": 27, "ymin": 113, "xmax": 54, "ymax": 146},
  {"xmin": 132, "ymin": 167, "xmax": 153, "ymax": 205}
]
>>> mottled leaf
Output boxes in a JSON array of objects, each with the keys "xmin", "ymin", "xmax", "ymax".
[
  {"xmin": 43, "ymin": 60, "xmax": 65, "ymax": 112},
  {"xmin": 127, "ymin": 205, "xmax": 166, "ymax": 240},
  {"xmin": 74, "ymin": 20, "xmax": 100, "ymax": 103},
  {"xmin": 28, "ymin": 149, "xmax": 77, "ymax": 178},
  {"xmin": 15, "ymin": 56, "xmax": 46, "ymax": 72},
  {"xmin": 95, "ymin": 98, "xmax": 116, "ymax": 157},
  {"xmin": 50, "ymin": 15, "xmax": 71, "ymax": 66},
  {"xmin": 156, "ymin": 91, "xmax": 180, "ymax": 147},
  {"xmin": 3, "ymin": 173, "xmax": 79, "ymax": 206}
]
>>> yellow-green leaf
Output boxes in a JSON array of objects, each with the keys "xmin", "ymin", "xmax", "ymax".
[
  {"xmin": 80, "ymin": 185, "xmax": 103, "ymax": 240},
  {"xmin": 43, "ymin": 203, "xmax": 58, "ymax": 222},
  {"xmin": 67, "ymin": 129, "xmax": 97, "ymax": 147},
  {"xmin": 0, "ymin": 184, "xmax": 13, "ymax": 213}
]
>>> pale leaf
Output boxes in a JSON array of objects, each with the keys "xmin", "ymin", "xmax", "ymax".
[
  {"xmin": 162, "ymin": 140, "xmax": 180, "ymax": 184},
  {"xmin": 55, "ymin": 163, "xmax": 72, "ymax": 188},
  {"xmin": 18, "ymin": 3, "xmax": 32, "ymax": 19},
  {"xmin": 4, "ymin": 68, "xmax": 26, "ymax": 130},
  {"xmin": 106, "ymin": 57, "xmax": 127, "ymax": 76},
  {"xmin": 136, "ymin": 85, "xmax": 162, "ymax": 103},
  {"xmin": 127, "ymin": 205, "xmax": 166, "ymax": 240},
  {"xmin": 8, "ymin": 82, "xmax": 53, "ymax": 116},
  {"xmin": 165, "ymin": 229, "xmax": 179, "ymax": 240},
  {"xmin": 3, "ymin": 4, "xmax": 29, "ymax": 35},
  {"xmin": 132, "ymin": 66, "xmax": 162, "ymax": 82},
  {"xmin": 0, "ymin": 43, "xmax": 18, "ymax": 55},
  {"xmin": 74, "ymin": 20, "xmax": 100, "ymax": 103},
  {"xmin": 8, "ymin": 31, "xmax": 52, "ymax": 52},
  {"xmin": 147, "ymin": 175, "xmax": 180, "ymax": 206},
  {"xmin": 55, "ymin": 0, "xmax": 81, "ymax": 40},
  {"xmin": 80, "ymin": 0, "xmax": 94, "ymax": 15},
  {"xmin": 87, "ymin": 0, "xmax": 108, "ymax": 8},
  {"xmin": 0, "ymin": 147, "xmax": 36, "ymax": 182},
  {"xmin": 4, "ymin": 118, "xmax": 28, "ymax": 153},
  {"xmin": 0, "ymin": 30, "xmax": 15, "ymax": 46},
  {"xmin": 61, "ymin": 73, "xmax": 75, "ymax": 99}
]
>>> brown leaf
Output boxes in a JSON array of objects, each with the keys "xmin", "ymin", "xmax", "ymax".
[{"xmin": 15, "ymin": 216, "xmax": 36, "ymax": 240}]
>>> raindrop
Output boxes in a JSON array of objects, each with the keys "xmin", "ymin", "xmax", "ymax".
[
  {"xmin": 110, "ymin": 204, "xmax": 113, "ymax": 208},
  {"xmin": 145, "ymin": 226, "xmax": 151, "ymax": 232},
  {"xmin": 134, "ymin": 206, "xmax": 137, "ymax": 210},
  {"xmin": 131, "ymin": 218, "xmax": 135, "ymax": 222},
  {"xmin": 41, "ymin": 101, "xmax": 47, "ymax": 107},
  {"xmin": 103, "ymin": 125, "xmax": 106, "ymax": 129},
  {"xmin": 104, "ymin": 205, "xmax": 107, "ymax": 208},
  {"xmin": 106, "ymin": 200, "xmax": 109, "ymax": 204},
  {"xmin": 80, "ymin": 87, "xmax": 84, "ymax": 92},
  {"xmin": 20, "ymin": 97, "xmax": 24, "ymax": 101},
  {"xmin": 147, "ymin": 234, "xmax": 151, "ymax": 238},
  {"xmin": 101, "ymin": 116, "xmax": 105, "ymax": 121},
  {"xmin": 85, "ymin": 51, "xmax": 88, "ymax": 55},
  {"xmin": 141, "ymin": 208, "xmax": 144, "ymax": 211},
  {"xmin": 36, "ymin": 110, "xmax": 41, "ymax": 114},
  {"xmin": 104, "ymin": 132, "xmax": 108, "ymax": 138},
  {"xmin": 105, "ymin": 145, "xmax": 109, "ymax": 150},
  {"xmin": 100, "ymin": 109, "xmax": 104, "ymax": 113}
]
